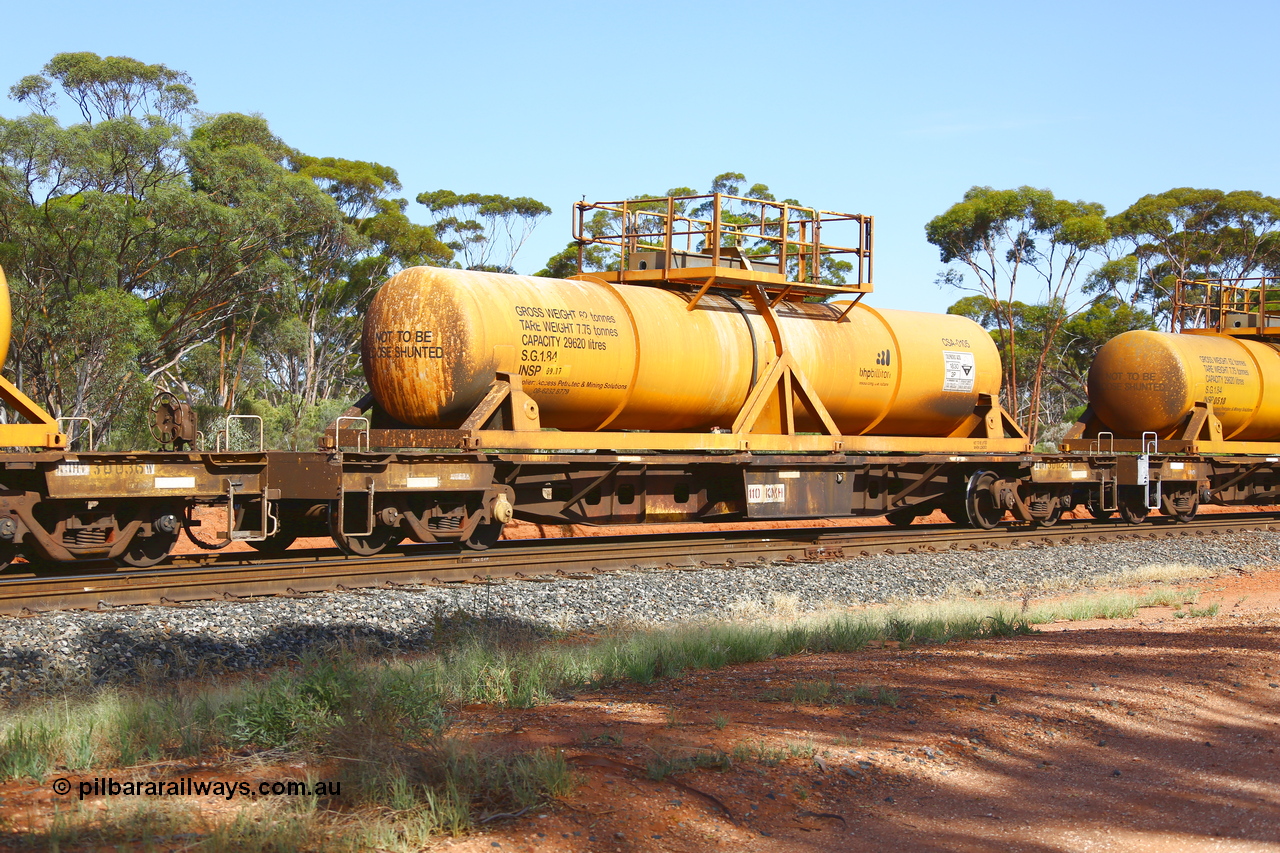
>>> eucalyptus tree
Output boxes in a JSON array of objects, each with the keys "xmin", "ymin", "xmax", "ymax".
[
  {"xmin": 251, "ymin": 153, "xmax": 451, "ymax": 448},
  {"xmin": 416, "ymin": 189, "xmax": 550, "ymax": 273},
  {"xmin": 948, "ymin": 294, "xmax": 1155, "ymax": 439},
  {"xmin": 0, "ymin": 53, "xmax": 360, "ymax": 446},
  {"xmin": 0, "ymin": 52, "xmax": 214, "ymax": 442},
  {"xmin": 925, "ymin": 186, "xmax": 1109, "ymax": 439},
  {"xmin": 1091, "ymin": 188, "xmax": 1280, "ymax": 326}
]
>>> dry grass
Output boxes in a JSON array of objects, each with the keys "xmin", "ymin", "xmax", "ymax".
[
  {"xmin": 727, "ymin": 591, "xmax": 803, "ymax": 620},
  {"xmin": 1099, "ymin": 563, "xmax": 1221, "ymax": 585}
]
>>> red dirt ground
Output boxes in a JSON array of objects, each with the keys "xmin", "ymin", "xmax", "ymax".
[
  {"xmin": 423, "ymin": 567, "xmax": 1280, "ymax": 853},
  {"xmin": 3, "ymin": 563, "xmax": 1279, "ymax": 851}
]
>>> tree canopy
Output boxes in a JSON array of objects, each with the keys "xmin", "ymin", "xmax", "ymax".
[
  {"xmin": 1089, "ymin": 188, "xmax": 1280, "ymax": 322},
  {"xmin": 0, "ymin": 52, "xmax": 543, "ymax": 449},
  {"xmin": 1, "ymin": 53, "xmax": 1271, "ymax": 452},
  {"xmin": 416, "ymin": 190, "xmax": 550, "ymax": 273},
  {"xmin": 926, "ymin": 186, "xmax": 1111, "ymax": 441},
  {"xmin": 926, "ymin": 185, "xmax": 1280, "ymax": 443}
]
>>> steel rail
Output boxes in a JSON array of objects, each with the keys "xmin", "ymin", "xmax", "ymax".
[{"xmin": 1, "ymin": 513, "xmax": 1276, "ymax": 616}]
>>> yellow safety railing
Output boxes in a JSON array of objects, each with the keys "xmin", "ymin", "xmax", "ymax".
[
  {"xmin": 572, "ymin": 193, "xmax": 873, "ymax": 299},
  {"xmin": 1174, "ymin": 276, "xmax": 1280, "ymax": 336}
]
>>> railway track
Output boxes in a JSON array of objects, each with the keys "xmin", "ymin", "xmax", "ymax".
[{"xmin": 2, "ymin": 513, "xmax": 1277, "ymax": 616}]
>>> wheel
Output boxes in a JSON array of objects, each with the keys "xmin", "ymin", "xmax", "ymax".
[
  {"xmin": 1033, "ymin": 501, "xmax": 1063, "ymax": 528},
  {"xmin": 964, "ymin": 470, "xmax": 1005, "ymax": 530},
  {"xmin": 245, "ymin": 503, "xmax": 298, "ymax": 554},
  {"xmin": 148, "ymin": 391, "xmax": 195, "ymax": 450},
  {"xmin": 328, "ymin": 504, "xmax": 403, "ymax": 556},
  {"xmin": 148, "ymin": 391, "xmax": 180, "ymax": 445},
  {"xmin": 0, "ymin": 542, "xmax": 16, "ymax": 572},
  {"xmin": 1118, "ymin": 487, "xmax": 1150, "ymax": 525},
  {"xmin": 248, "ymin": 530, "xmax": 298, "ymax": 555},
  {"xmin": 464, "ymin": 520, "xmax": 505, "ymax": 551},
  {"xmin": 940, "ymin": 503, "xmax": 968, "ymax": 524},
  {"xmin": 117, "ymin": 531, "xmax": 178, "ymax": 568},
  {"xmin": 1161, "ymin": 490, "xmax": 1199, "ymax": 523},
  {"xmin": 328, "ymin": 500, "xmax": 403, "ymax": 556},
  {"xmin": 1087, "ymin": 498, "xmax": 1114, "ymax": 521},
  {"xmin": 331, "ymin": 526, "xmax": 403, "ymax": 556},
  {"xmin": 885, "ymin": 507, "xmax": 918, "ymax": 528}
]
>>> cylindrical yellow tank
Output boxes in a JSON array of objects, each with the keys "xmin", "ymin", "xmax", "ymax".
[
  {"xmin": 0, "ymin": 265, "xmax": 11, "ymax": 368},
  {"xmin": 362, "ymin": 267, "xmax": 1002, "ymax": 436},
  {"xmin": 1088, "ymin": 330, "xmax": 1280, "ymax": 439}
]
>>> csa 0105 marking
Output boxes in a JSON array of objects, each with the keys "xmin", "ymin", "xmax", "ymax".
[{"xmin": 746, "ymin": 483, "xmax": 786, "ymax": 504}]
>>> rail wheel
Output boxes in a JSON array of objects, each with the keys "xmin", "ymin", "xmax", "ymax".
[
  {"xmin": 964, "ymin": 470, "xmax": 1004, "ymax": 530},
  {"xmin": 940, "ymin": 502, "xmax": 968, "ymax": 524},
  {"xmin": 1161, "ymin": 489, "xmax": 1199, "ymax": 523},
  {"xmin": 464, "ymin": 521, "xmax": 505, "ymax": 550},
  {"xmin": 246, "ymin": 503, "xmax": 298, "ymax": 555},
  {"xmin": 1033, "ymin": 502, "xmax": 1063, "ymax": 528},
  {"xmin": 886, "ymin": 507, "xmax": 919, "ymax": 528},
  {"xmin": 330, "ymin": 526, "xmax": 403, "ymax": 557},
  {"xmin": 328, "ymin": 504, "xmax": 403, "ymax": 556},
  {"xmin": 0, "ymin": 542, "xmax": 15, "ymax": 572},
  {"xmin": 1086, "ymin": 498, "xmax": 1114, "ymax": 521},
  {"xmin": 327, "ymin": 502, "xmax": 401, "ymax": 555},
  {"xmin": 117, "ymin": 531, "xmax": 178, "ymax": 568},
  {"xmin": 1117, "ymin": 487, "xmax": 1150, "ymax": 525},
  {"xmin": 248, "ymin": 530, "xmax": 298, "ymax": 555}
]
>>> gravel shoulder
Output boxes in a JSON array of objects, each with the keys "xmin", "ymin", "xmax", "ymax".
[{"xmin": 4, "ymin": 530, "xmax": 1277, "ymax": 699}]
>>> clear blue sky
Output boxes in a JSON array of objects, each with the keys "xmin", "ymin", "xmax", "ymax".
[{"xmin": 6, "ymin": 0, "xmax": 1278, "ymax": 312}]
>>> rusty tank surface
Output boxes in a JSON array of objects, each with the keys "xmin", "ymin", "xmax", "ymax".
[
  {"xmin": 1088, "ymin": 329, "xmax": 1280, "ymax": 440},
  {"xmin": 361, "ymin": 266, "xmax": 1002, "ymax": 437}
]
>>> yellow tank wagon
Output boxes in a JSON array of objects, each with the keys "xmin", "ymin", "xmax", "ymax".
[{"xmin": 362, "ymin": 266, "xmax": 1011, "ymax": 444}]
